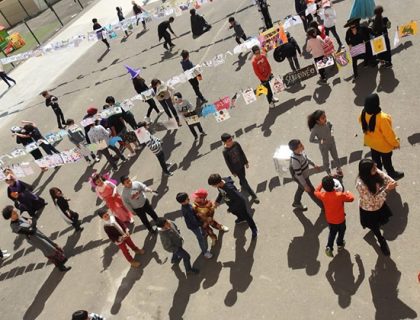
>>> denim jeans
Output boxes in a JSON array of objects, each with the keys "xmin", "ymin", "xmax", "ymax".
[
  {"xmin": 190, "ymin": 227, "xmax": 208, "ymax": 254},
  {"xmin": 327, "ymin": 221, "xmax": 346, "ymax": 249},
  {"xmin": 172, "ymin": 247, "xmax": 192, "ymax": 271}
]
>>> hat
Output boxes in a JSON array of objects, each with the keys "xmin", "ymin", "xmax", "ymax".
[
  {"xmin": 125, "ymin": 65, "xmax": 141, "ymax": 79},
  {"xmin": 192, "ymin": 188, "xmax": 208, "ymax": 199},
  {"xmin": 86, "ymin": 107, "xmax": 98, "ymax": 115},
  {"xmin": 221, "ymin": 133, "xmax": 232, "ymax": 142},
  {"xmin": 344, "ymin": 18, "xmax": 361, "ymax": 28}
]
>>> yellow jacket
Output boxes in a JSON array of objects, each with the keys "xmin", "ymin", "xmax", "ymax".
[{"xmin": 359, "ymin": 112, "xmax": 400, "ymax": 153}]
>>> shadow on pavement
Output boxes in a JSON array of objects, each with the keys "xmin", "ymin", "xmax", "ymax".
[{"xmin": 382, "ymin": 191, "xmax": 409, "ymax": 241}]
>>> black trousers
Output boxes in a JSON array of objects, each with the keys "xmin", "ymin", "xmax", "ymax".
[
  {"xmin": 371, "ymin": 149, "xmax": 396, "ymax": 176},
  {"xmin": 301, "ymin": 14, "xmax": 313, "ymax": 32},
  {"xmin": 230, "ymin": 207, "xmax": 257, "ymax": 233},
  {"xmin": 146, "ymin": 99, "xmax": 160, "ymax": 117},
  {"xmin": 155, "ymin": 151, "xmax": 170, "ymax": 173},
  {"xmin": 260, "ymin": 79, "xmax": 273, "ymax": 103},
  {"xmin": 188, "ymin": 123, "xmax": 204, "ymax": 138},
  {"xmin": 163, "ymin": 32, "xmax": 173, "ymax": 49},
  {"xmin": 98, "ymin": 146, "xmax": 125, "ymax": 170},
  {"xmin": 53, "ymin": 108, "xmax": 66, "ymax": 128},
  {"xmin": 260, "ymin": 7, "xmax": 273, "ymax": 29},
  {"xmin": 325, "ymin": 26, "xmax": 343, "ymax": 48},
  {"xmin": 235, "ymin": 166, "xmax": 257, "ymax": 198},
  {"xmin": 159, "ymin": 98, "xmax": 179, "ymax": 122},
  {"xmin": 327, "ymin": 221, "xmax": 346, "ymax": 249},
  {"xmin": 293, "ymin": 177, "xmax": 323, "ymax": 208},
  {"xmin": 188, "ymin": 77, "xmax": 205, "ymax": 101},
  {"xmin": 0, "ymin": 72, "xmax": 16, "ymax": 86},
  {"xmin": 40, "ymin": 143, "xmax": 60, "ymax": 155},
  {"xmin": 102, "ymin": 39, "xmax": 110, "ymax": 48},
  {"xmin": 235, "ymin": 33, "xmax": 247, "ymax": 44},
  {"xmin": 287, "ymin": 55, "xmax": 300, "ymax": 71},
  {"xmin": 133, "ymin": 199, "xmax": 158, "ymax": 231}
]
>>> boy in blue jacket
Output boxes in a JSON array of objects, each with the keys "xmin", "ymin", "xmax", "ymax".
[{"xmin": 176, "ymin": 192, "xmax": 212, "ymax": 259}]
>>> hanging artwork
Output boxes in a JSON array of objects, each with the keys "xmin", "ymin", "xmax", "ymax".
[{"xmin": 258, "ymin": 23, "xmax": 288, "ymax": 52}]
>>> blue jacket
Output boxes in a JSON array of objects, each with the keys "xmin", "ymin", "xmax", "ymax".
[
  {"xmin": 215, "ymin": 176, "xmax": 247, "ymax": 211},
  {"xmin": 181, "ymin": 204, "xmax": 201, "ymax": 230}
]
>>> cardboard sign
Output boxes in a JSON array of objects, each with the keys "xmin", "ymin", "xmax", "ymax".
[
  {"xmin": 120, "ymin": 99, "xmax": 134, "ymax": 112},
  {"xmin": 316, "ymin": 55, "xmax": 335, "ymax": 70},
  {"xmin": 140, "ymin": 89, "xmax": 155, "ymax": 101},
  {"xmin": 242, "ymin": 88, "xmax": 257, "ymax": 105},
  {"xmin": 215, "ymin": 109, "xmax": 230, "ymax": 122},
  {"xmin": 24, "ymin": 142, "xmax": 38, "ymax": 153},
  {"xmin": 349, "ymin": 43, "xmax": 366, "ymax": 57},
  {"xmin": 370, "ymin": 35, "xmax": 387, "ymax": 55},
  {"xmin": 398, "ymin": 21, "xmax": 417, "ymax": 38},
  {"xmin": 334, "ymin": 50, "xmax": 350, "ymax": 68},
  {"xmin": 282, "ymin": 64, "xmax": 318, "ymax": 87},
  {"xmin": 80, "ymin": 117, "xmax": 95, "ymax": 128},
  {"xmin": 184, "ymin": 111, "xmax": 200, "ymax": 125},
  {"xmin": 283, "ymin": 15, "xmax": 302, "ymax": 29},
  {"xmin": 134, "ymin": 127, "xmax": 151, "ymax": 144},
  {"xmin": 270, "ymin": 76, "xmax": 285, "ymax": 94},
  {"xmin": 214, "ymin": 96, "xmax": 231, "ymax": 111},
  {"xmin": 258, "ymin": 23, "xmax": 288, "ymax": 52}
]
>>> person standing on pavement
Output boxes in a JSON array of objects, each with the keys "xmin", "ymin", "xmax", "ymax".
[
  {"xmin": 321, "ymin": 3, "xmax": 343, "ymax": 49},
  {"xmin": 208, "ymin": 174, "xmax": 258, "ymax": 239},
  {"xmin": 295, "ymin": 0, "xmax": 313, "ymax": 31},
  {"xmin": 173, "ymin": 92, "xmax": 206, "ymax": 140},
  {"xmin": 0, "ymin": 62, "xmax": 16, "ymax": 88},
  {"xmin": 255, "ymin": 0, "xmax": 273, "ymax": 29},
  {"xmin": 176, "ymin": 192, "xmax": 212, "ymax": 259},
  {"xmin": 49, "ymin": 187, "xmax": 83, "ymax": 232},
  {"xmin": 228, "ymin": 17, "xmax": 247, "ymax": 44},
  {"xmin": 116, "ymin": 7, "xmax": 130, "ymax": 38},
  {"xmin": 288, "ymin": 139, "xmax": 323, "ymax": 211},
  {"xmin": 121, "ymin": 175, "xmax": 160, "ymax": 234},
  {"xmin": 158, "ymin": 17, "xmax": 177, "ymax": 51},
  {"xmin": 66, "ymin": 119, "xmax": 100, "ymax": 165},
  {"xmin": 370, "ymin": 5, "xmax": 392, "ymax": 68},
  {"xmin": 132, "ymin": 0, "xmax": 147, "ymax": 29},
  {"xmin": 221, "ymin": 133, "xmax": 260, "ymax": 204},
  {"xmin": 251, "ymin": 45, "xmax": 279, "ymax": 109},
  {"xmin": 97, "ymin": 208, "xmax": 144, "ymax": 268},
  {"xmin": 41, "ymin": 90, "xmax": 66, "ymax": 129},
  {"xmin": 92, "ymin": 18, "xmax": 110, "ymax": 49},
  {"xmin": 314, "ymin": 176, "xmax": 354, "ymax": 258},
  {"xmin": 72, "ymin": 310, "xmax": 105, "ymax": 320},
  {"xmin": 156, "ymin": 217, "xmax": 199, "ymax": 275},
  {"xmin": 151, "ymin": 79, "xmax": 181, "ymax": 126},
  {"xmin": 2, "ymin": 205, "xmax": 71, "ymax": 271},
  {"xmin": 19, "ymin": 121, "xmax": 60, "ymax": 155},
  {"xmin": 359, "ymin": 93, "xmax": 404, "ymax": 180},
  {"xmin": 305, "ymin": 28, "xmax": 328, "ymax": 83},
  {"xmin": 190, "ymin": 8, "xmax": 211, "ymax": 38},
  {"xmin": 180, "ymin": 50, "xmax": 207, "ymax": 104}
]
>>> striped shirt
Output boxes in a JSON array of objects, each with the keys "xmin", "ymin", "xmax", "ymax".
[
  {"xmin": 146, "ymin": 135, "xmax": 162, "ymax": 154},
  {"xmin": 290, "ymin": 152, "xmax": 314, "ymax": 186}
]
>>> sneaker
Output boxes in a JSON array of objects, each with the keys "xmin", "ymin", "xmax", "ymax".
[
  {"xmin": 1, "ymin": 249, "xmax": 8, "ymax": 254},
  {"xmin": 58, "ymin": 264, "xmax": 72, "ymax": 272},
  {"xmin": 272, "ymin": 97, "xmax": 279, "ymax": 103},
  {"xmin": 335, "ymin": 168, "xmax": 344, "ymax": 177},
  {"xmin": 384, "ymin": 62, "xmax": 393, "ymax": 68},
  {"xmin": 200, "ymin": 132, "xmax": 207, "ymax": 136},
  {"xmin": 144, "ymin": 116, "xmax": 151, "ymax": 123},
  {"xmin": 134, "ymin": 248, "xmax": 145, "ymax": 255},
  {"xmin": 221, "ymin": 225, "xmax": 229, "ymax": 232},
  {"xmin": 235, "ymin": 218, "xmax": 247, "ymax": 224},
  {"xmin": 337, "ymin": 240, "xmax": 346, "ymax": 251},
  {"xmin": 390, "ymin": 171, "xmax": 404, "ymax": 181},
  {"xmin": 292, "ymin": 203, "xmax": 308, "ymax": 211},
  {"xmin": 94, "ymin": 157, "xmax": 101, "ymax": 163},
  {"xmin": 201, "ymin": 98, "xmax": 208, "ymax": 103},
  {"xmin": 325, "ymin": 247, "xmax": 334, "ymax": 258},
  {"xmin": 1, "ymin": 252, "xmax": 11, "ymax": 259},
  {"xmin": 379, "ymin": 240, "xmax": 390, "ymax": 256},
  {"xmin": 186, "ymin": 268, "xmax": 199, "ymax": 275},
  {"xmin": 120, "ymin": 156, "xmax": 128, "ymax": 162},
  {"xmin": 158, "ymin": 110, "xmax": 165, "ymax": 115},
  {"xmin": 164, "ymin": 171, "xmax": 173, "ymax": 176},
  {"xmin": 269, "ymin": 102, "xmax": 275, "ymax": 109},
  {"xmin": 130, "ymin": 260, "xmax": 141, "ymax": 268},
  {"xmin": 204, "ymin": 251, "xmax": 213, "ymax": 259},
  {"xmin": 252, "ymin": 197, "xmax": 260, "ymax": 204}
]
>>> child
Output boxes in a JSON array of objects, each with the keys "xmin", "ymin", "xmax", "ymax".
[
  {"xmin": 116, "ymin": 7, "xmax": 130, "ymax": 38},
  {"xmin": 97, "ymin": 208, "xmax": 144, "ymax": 268},
  {"xmin": 173, "ymin": 92, "xmax": 206, "ymax": 140},
  {"xmin": 308, "ymin": 110, "xmax": 343, "ymax": 176},
  {"xmin": 288, "ymin": 139, "xmax": 323, "ymax": 211},
  {"xmin": 49, "ymin": 187, "xmax": 83, "ymax": 232},
  {"xmin": 180, "ymin": 50, "xmax": 207, "ymax": 104},
  {"xmin": 176, "ymin": 192, "xmax": 212, "ymax": 259},
  {"xmin": 72, "ymin": 310, "xmax": 105, "ymax": 320},
  {"xmin": 192, "ymin": 188, "xmax": 229, "ymax": 247},
  {"xmin": 228, "ymin": 17, "xmax": 247, "ymax": 44},
  {"xmin": 66, "ymin": 119, "xmax": 99, "ymax": 165},
  {"xmin": 305, "ymin": 27, "xmax": 327, "ymax": 83},
  {"xmin": 2, "ymin": 205, "xmax": 71, "ymax": 271},
  {"xmin": 138, "ymin": 121, "xmax": 173, "ymax": 176},
  {"xmin": 41, "ymin": 90, "xmax": 66, "ymax": 129},
  {"xmin": 92, "ymin": 18, "xmax": 110, "ymax": 49},
  {"xmin": 321, "ymin": 3, "xmax": 343, "ymax": 48},
  {"xmin": 156, "ymin": 217, "xmax": 199, "ymax": 275},
  {"xmin": 150, "ymin": 78, "xmax": 181, "ymax": 126},
  {"xmin": 314, "ymin": 175, "xmax": 354, "ymax": 257}
]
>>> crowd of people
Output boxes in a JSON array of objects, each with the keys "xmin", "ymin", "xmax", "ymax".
[{"xmin": 0, "ymin": 0, "xmax": 409, "ymax": 318}]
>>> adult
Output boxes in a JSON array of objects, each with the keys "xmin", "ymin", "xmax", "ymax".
[
  {"xmin": 295, "ymin": 0, "xmax": 313, "ymax": 31},
  {"xmin": 92, "ymin": 18, "xmax": 110, "ymax": 49},
  {"xmin": 158, "ymin": 17, "xmax": 177, "ymax": 51},
  {"xmin": 359, "ymin": 94, "xmax": 404, "ymax": 180},
  {"xmin": 121, "ymin": 175, "xmax": 159, "ymax": 233},
  {"xmin": 2, "ymin": 206, "xmax": 71, "ymax": 271},
  {"xmin": 21, "ymin": 121, "xmax": 60, "ymax": 155},
  {"xmin": 344, "ymin": 18, "xmax": 371, "ymax": 81},
  {"xmin": 180, "ymin": 50, "xmax": 207, "ymax": 104},
  {"xmin": 92, "ymin": 173, "xmax": 134, "ymax": 223},
  {"xmin": 190, "ymin": 9, "xmax": 211, "ymax": 38},
  {"xmin": 251, "ymin": 45, "xmax": 279, "ymax": 109},
  {"xmin": 356, "ymin": 159, "xmax": 396, "ymax": 256},
  {"xmin": 128, "ymin": 66, "xmax": 161, "ymax": 122},
  {"xmin": 370, "ymin": 5, "xmax": 392, "ymax": 68},
  {"xmin": 256, "ymin": 0, "xmax": 273, "ymax": 29},
  {"xmin": 0, "ymin": 62, "xmax": 16, "ymax": 88},
  {"xmin": 6, "ymin": 174, "xmax": 47, "ymax": 217},
  {"xmin": 221, "ymin": 133, "xmax": 260, "ymax": 204},
  {"xmin": 208, "ymin": 174, "xmax": 258, "ymax": 239},
  {"xmin": 12, "ymin": 126, "xmax": 44, "ymax": 163},
  {"xmin": 41, "ymin": 90, "xmax": 66, "ymax": 129},
  {"xmin": 150, "ymin": 79, "xmax": 181, "ymax": 126},
  {"xmin": 132, "ymin": 0, "xmax": 147, "ymax": 30}
]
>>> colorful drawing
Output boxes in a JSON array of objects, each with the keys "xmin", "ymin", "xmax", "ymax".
[
  {"xmin": 256, "ymin": 84, "xmax": 268, "ymax": 96},
  {"xmin": 398, "ymin": 21, "xmax": 418, "ymax": 38},
  {"xmin": 258, "ymin": 23, "xmax": 288, "ymax": 52},
  {"xmin": 135, "ymin": 127, "xmax": 151, "ymax": 144},
  {"xmin": 270, "ymin": 76, "xmax": 285, "ymax": 94},
  {"xmin": 316, "ymin": 55, "xmax": 335, "ymax": 70},
  {"xmin": 370, "ymin": 35, "xmax": 387, "ymax": 55},
  {"xmin": 349, "ymin": 43, "xmax": 366, "ymax": 57},
  {"xmin": 242, "ymin": 88, "xmax": 257, "ymax": 105},
  {"xmin": 334, "ymin": 50, "xmax": 350, "ymax": 68},
  {"xmin": 184, "ymin": 111, "xmax": 200, "ymax": 125},
  {"xmin": 201, "ymin": 104, "xmax": 217, "ymax": 117},
  {"xmin": 214, "ymin": 109, "xmax": 231, "ymax": 122},
  {"xmin": 215, "ymin": 96, "xmax": 231, "ymax": 111}
]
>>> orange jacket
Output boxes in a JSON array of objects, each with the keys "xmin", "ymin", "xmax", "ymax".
[{"xmin": 314, "ymin": 184, "xmax": 354, "ymax": 224}]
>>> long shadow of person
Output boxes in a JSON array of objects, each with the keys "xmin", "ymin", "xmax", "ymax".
[
  {"xmin": 382, "ymin": 191, "xmax": 409, "ymax": 241},
  {"xmin": 377, "ymin": 67, "xmax": 399, "ymax": 94},
  {"xmin": 367, "ymin": 239, "xmax": 417, "ymax": 320},
  {"xmin": 178, "ymin": 136, "xmax": 204, "ymax": 171},
  {"xmin": 223, "ymin": 224, "xmax": 257, "ymax": 306},
  {"xmin": 232, "ymin": 51, "xmax": 251, "ymax": 72},
  {"xmin": 22, "ymin": 230, "xmax": 82, "ymax": 319},
  {"xmin": 110, "ymin": 232, "xmax": 163, "ymax": 315},
  {"xmin": 352, "ymin": 67, "xmax": 379, "ymax": 106},
  {"xmin": 201, "ymin": 231, "xmax": 224, "ymax": 289},
  {"xmin": 73, "ymin": 165, "xmax": 96, "ymax": 192},
  {"xmin": 34, "ymin": 166, "xmax": 62, "ymax": 195},
  {"xmin": 325, "ymin": 250, "xmax": 365, "ymax": 308},
  {"xmin": 313, "ymin": 83, "xmax": 332, "ymax": 104},
  {"xmin": 101, "ymin": 242, "xmax": 120, "ymax": 271},
  {"xmin": 151, "ymin": 173, "xmax": 169, "ymax": 209},
  {"xmin": 287, "ymin": 209, "xmax": 326, "ymax": 276}
]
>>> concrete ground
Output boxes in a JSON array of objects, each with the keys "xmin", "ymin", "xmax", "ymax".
[{"xmin": 0, "ymin": 0, "xmax": 419, "ymax": 319}]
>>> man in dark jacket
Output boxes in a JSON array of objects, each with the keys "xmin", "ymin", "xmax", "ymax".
[
  {"xmin": 190, "ymin": 8, "xmax": 211, "ymax": 38},
  {"xmin": 156, "ymin": 218, "xmax": 199, "ymax": 274},
  {"xmin": 176, "ymin": 192, "xmax": 212, "ymax": 259},
  {"xmin": 295, "ymin": 0, "xmax": 313, "ymax": 31},
  {"xmin": 41, "ymin": 90, "xmax": 66, "ymax": 129},
  {"xmin": 180, "ymin": 50, "xmax": 207, "ymax": 103},
  {"xmin": 158, "ymin": 17, "xmax": 176, "ymax": 50},
  {"xmin": 221, "ymin": 133, "xmax": 260, "ymax": 204},
  {"xmin": 208, "ymin": 174, "xmax": 258, "ymax": 238}
]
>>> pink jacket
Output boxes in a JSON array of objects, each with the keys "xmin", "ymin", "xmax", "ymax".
[{"xmin": 306, "ymin": 36, "xmax": 325, "ymax": 58}]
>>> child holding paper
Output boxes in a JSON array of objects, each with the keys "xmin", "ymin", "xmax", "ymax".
[
  {"xmin": 66, "ymin": 119, "xmax": 99, "ymax": 165},
  {"xmin": 173, "ymin": 92, "xmax": 206, "ymax": 140}
]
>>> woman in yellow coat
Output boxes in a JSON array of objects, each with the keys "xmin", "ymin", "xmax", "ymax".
[{"xmin": 359, "ymin": 93, "xmax": 404, "ymax": 180}]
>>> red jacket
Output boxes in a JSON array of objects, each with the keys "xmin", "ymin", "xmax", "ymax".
[
  {"xmin": 314, "ymin": 183, "xmax": 355, "ymax": 224},
  {"xmin": 252, "ymin": 54, "xmax": 272, "ymax": 81}
]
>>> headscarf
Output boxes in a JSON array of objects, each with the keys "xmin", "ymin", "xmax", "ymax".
[{"xmin": 361, "ymin": 93, "xmax": 381, "ymax": 133}]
